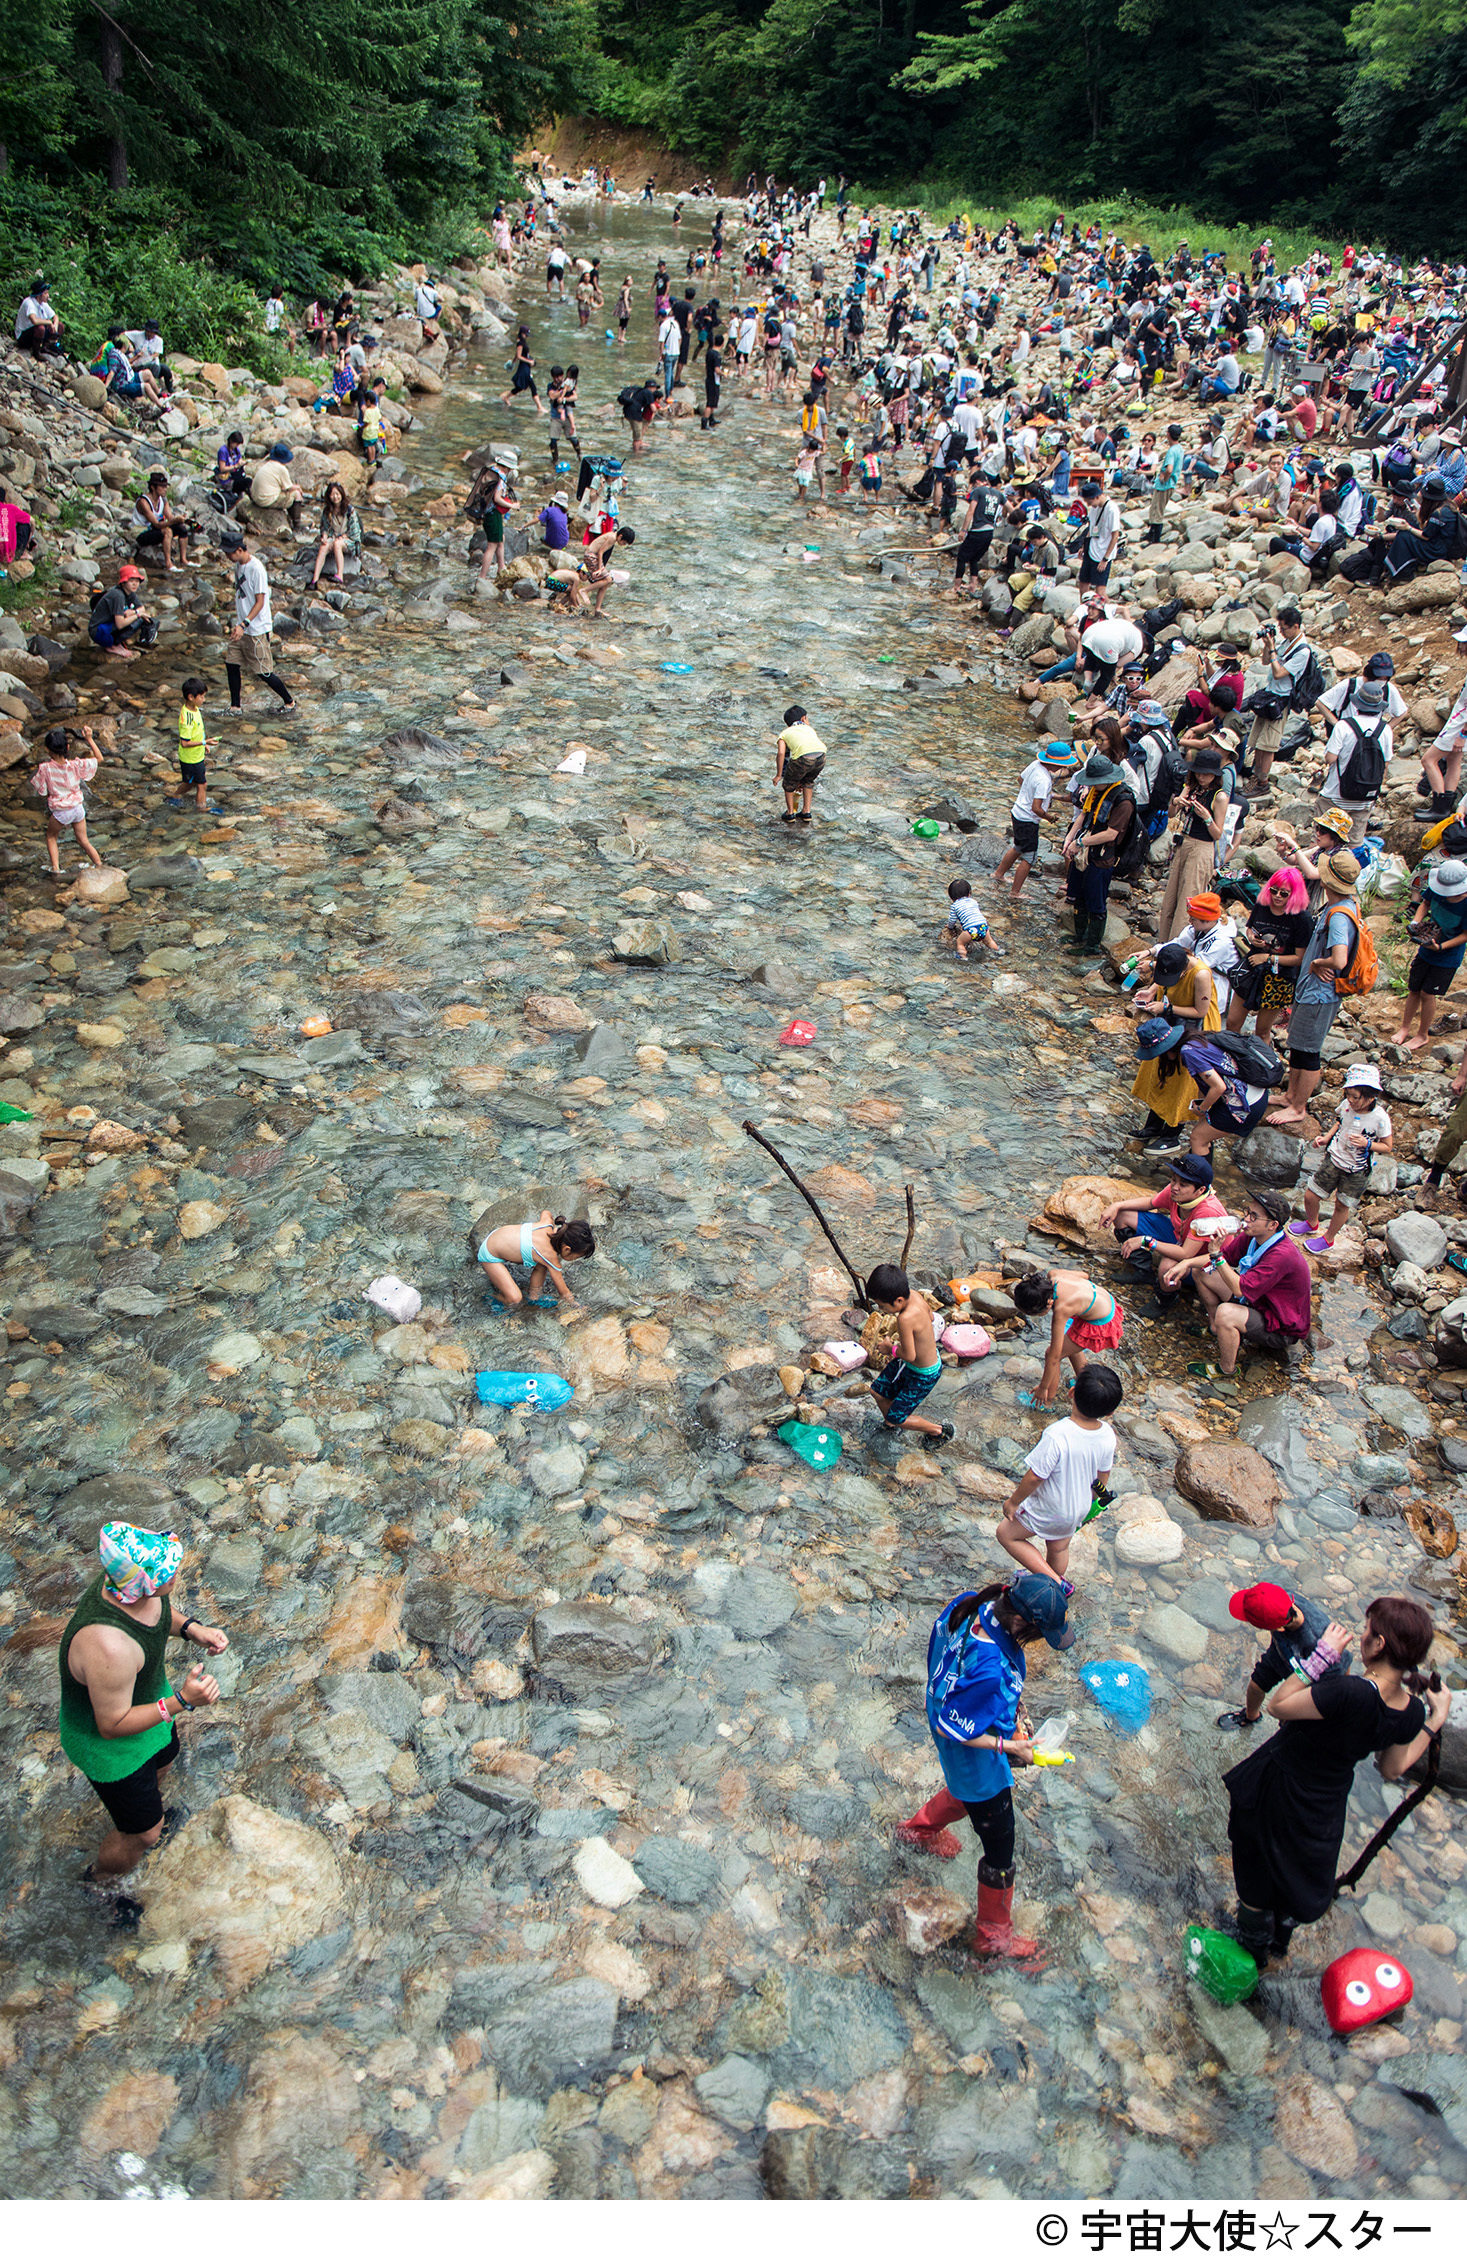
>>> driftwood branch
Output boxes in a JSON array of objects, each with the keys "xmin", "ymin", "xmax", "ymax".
[
  {"xmin": 899, "ymin": 1184, "xmax": 916, "ymax": 1273},
  {"xmin": 742, "ymin": 1121, "xmax": 869, "ymax": 1309}
]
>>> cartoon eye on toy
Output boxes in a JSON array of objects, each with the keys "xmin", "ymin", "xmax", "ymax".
[
  {"xmin": 1345, "ymin": 1980, "xmax": 1372, "ymax": 2006},
  {"xmin": 1375, "ymin": 1963, "xmax": 1403, "ymax": 1989}
]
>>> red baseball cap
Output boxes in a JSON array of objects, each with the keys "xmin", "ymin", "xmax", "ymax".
[{"xmin": 1229, "ymin": 1582, "xmax": 1293, "ymax": 1632}]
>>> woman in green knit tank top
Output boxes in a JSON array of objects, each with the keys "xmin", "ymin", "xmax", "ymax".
[{"xmin": 58, "ymin": 1521, "xmax": 229, "ymax": 1904}]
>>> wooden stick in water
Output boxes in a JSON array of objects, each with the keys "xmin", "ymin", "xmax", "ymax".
[{"xmin": 742, "ymin": 1120, "xmax": 869, "ymax": 1309}]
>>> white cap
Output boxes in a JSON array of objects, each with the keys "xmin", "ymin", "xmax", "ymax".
[{"xmin": 1343, "ymin": 1062, "xmax": 1382, "ymax": 1091}]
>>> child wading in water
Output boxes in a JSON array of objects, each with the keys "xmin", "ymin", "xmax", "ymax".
[
  {"xmin": 996, "ymin": 1362, "xmax": 1122, "ymax": 1591},
  {"xmin": 32, "ymin": 725, "xmax": 105, "ymax": 877},
  {"xmin": 867, "ymin": 1263, "xmax": 957, "ymax": 1443},
  {"xmin": 1012, "ymin": 1266, "xmax": 1124, "ymax": 1409},
  {"xmin": 774, "ymin": 702, "xmax": 827, "ymax": 822},
  {"xmin": 475, "ymin": 1211, "xmax": 595, "ymax": 1311}
]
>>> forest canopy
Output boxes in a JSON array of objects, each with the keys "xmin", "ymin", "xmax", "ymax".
[{"xmin": 0, "ymin": 0, "xmax": 1458, "ymax": 349}]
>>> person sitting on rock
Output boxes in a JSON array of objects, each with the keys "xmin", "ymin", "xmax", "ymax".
[
  {"xmin": 1098, "ymin": 1151, "xmax": 1230, "ymax": 1300},
  {"xmin": 249, "ymin": 443, "xmax": 305, "ymax": 533},
  {"xmin": 308, "ymin": 481, "xmax": 361, "ymax": 589},
  {"xmin": 1165, "ymin": 1189, "xmax": 1314, "ymax": 1380},
  {"xmin": 132, "ymin": 469, "xmax": 193, "ymax": 572}
]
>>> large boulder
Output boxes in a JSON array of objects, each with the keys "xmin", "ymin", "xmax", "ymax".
[
  {"xmin": 1008, "ymin": 612, "xmax": 1059, "ymax": 662},
  {"xmin": 1030, "ymin": 1173, "xmax": 1153, "ymax": 1250},
  {"xmin": 1234, "ymin": 1125, "xmax": 1304, "ymax": 1187},
  {"xmin": 70, "ymin": 372, "xmax": 110, "ymax": 412},
  {"xmin": 1386, "ymin": 1211, "xmax": 1448, "ymax": 1272},
  {"xmin": 1174, "ymin": 1441, "xmax": 1281, "ymax": 1528},
  {"xmin": 1384, "ymin": 570, "xmax": 1460, "ymax": 616}
]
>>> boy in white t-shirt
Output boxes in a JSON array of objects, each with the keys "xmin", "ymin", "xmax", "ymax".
[
  {"xmin": 996, "ymin": 1364, "xmax": 1123, "ymax": 1589},
  {"xmin": 994, "ymin": 739, "xmax": 1078, "ymax": 903}
]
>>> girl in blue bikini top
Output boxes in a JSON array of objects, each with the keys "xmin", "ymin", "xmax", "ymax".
[{"xmin": 476, "ymin": 1211, "xmax": 596, "ymax": 1311}]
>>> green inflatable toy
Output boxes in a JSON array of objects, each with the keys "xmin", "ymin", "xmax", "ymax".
[
  {"xmin": 910, "ymin": 818, "xmax": 941, "ymax": 838},
  {"xmin": 1184, "ymin": 1923, "xmax": 1259, "ymax": 2006},
  {"xmin": 777, "ymin": 1418, "xmax": 842, "ymax": 1469}
]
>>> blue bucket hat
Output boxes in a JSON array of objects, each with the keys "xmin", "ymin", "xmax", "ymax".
[
  {"xmin": 1007, "ymin": 1573, "xmax": 1076, "ymax": 1651},
  {"xmin": 1137, "ymin": 1014, "xmax": 1185, "ymax": 1060},
  {"xmin": 268, "ymin": 442, "xmax": 294, "ymax": 463},
  {"xmin": 1041, "ymin": 739, "xmax": 1079, "ymax": 767}
]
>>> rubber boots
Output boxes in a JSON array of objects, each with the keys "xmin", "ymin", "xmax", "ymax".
[
  {"xmin": 1077, "ymin": 912, "xmax": 1107, "ymax": 956},
  {"xmin": 1235, "ymin": 1901, "xmax": 1275, "ymax": 1967},
  {"xmin": 895, "ymin": 1788, "xmax": 965, "ymax": 1859},
  {"xmin": 971, "ymin": 1858, "xmax": 1044, "ymax": 1962}
]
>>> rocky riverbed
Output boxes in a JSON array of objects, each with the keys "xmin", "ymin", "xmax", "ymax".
[{"xmin": 0, "ymin": 202, "xmax": 1464, "ymax": 2202}]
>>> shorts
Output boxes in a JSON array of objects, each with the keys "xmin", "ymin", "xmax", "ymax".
[
  {"xmin": 1287, "ymin": 1046, "xmax": 1322, "ymax": 1074},
  {"xmin": 179, "ymin": 759, "xmax": 205, "ymax": 787},
  {"xmin": 87, "ymin": 1728, "xmax": 179, "ymax": 1834},
  {"xmin": 1243, "ymin": 1303, "xmax": 1303, "ymax": 1349},
  {"xmin": 781, "ymin": 754, "xmax": 824, "ymax": 791},
  {"xmin": 1011, "ymin": 818, "xmax": 1041, "ymax": 856},
  {"xmin": 1015, "ymin": 1490, "xmax": 1085, "ymax": 1545},
  {"xmin": 1409, "ymin": 949, "xmax": 1462, "ymax": 997},
  {"xmin": 1134, "ymin": 1210, "xmax": 1180, "ymax": 1246},
  {"xmin": 240, "ymin": 632, "xmax": 275, "ymax": 676},
  {"xmin": 876, "ymin": 1357, "xmax": 941, "ymax": 1426},
  {"xmin": 135, "ymin": 524, "xmax": 165, "ymax": 549},
  {"xmin": 1311, "ymin": 1155, "xmax": 1368, "ymax": 1209},
  {"xmin": 1077, "ymin": 556, "xmax": 1111, "ymax": 589},
  {"xmin": 483, "ymin": 508, "xmax": 505, "ymax": 544},
  {"xmin": 1207, "ymin": 1092, "xmax": 1268, "ymax": 1139},
  {"xmin": 1066, "ymin": 1300, "xmax": 1124, "ymax": 1353}
]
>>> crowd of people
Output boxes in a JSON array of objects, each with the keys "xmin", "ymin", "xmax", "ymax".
[{"xmin": 18, "ymin": 171, "xmax": 1455, "ymax": 2017}]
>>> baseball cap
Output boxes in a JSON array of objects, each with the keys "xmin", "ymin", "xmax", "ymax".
[
  {"xmin": 1167, "ymin": 1153, "xmax": 1215, "ymax": 1187},
  {"xmin": 117, "ymin": 562, "xmax": 143, "ymax": 582},
  {"xmin": 1080, "ymin": 479, "xmax": 1102, "ymax": 497},
  {"xmin": 1007, "ymin": 1573, "xmax": 1076, "ymax": 1651},
  {"xmin": 1343, "ymin": 1061, "xmax": 1383, "ymax": 1090},
  {"xmin": 1229, "ymin": 1582, "xmax": 1293, "ymax": 1633},
  {"xmin": 219, "ymin": 527, "xmax": 245, "ymax": 551},
  {"xmin": 1365, "ymin": 651, "xmax": 1394, "ymax": 679}
]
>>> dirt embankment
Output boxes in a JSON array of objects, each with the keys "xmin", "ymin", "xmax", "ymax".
[{"xmin": 523, "ymin": 115, "xmax": 743, "ymax": 199}]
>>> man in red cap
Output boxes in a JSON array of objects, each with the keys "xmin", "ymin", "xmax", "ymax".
[
  {"xmin": 1216, "ymin": 1581, "xmax": 1345, "ymax": 1732},
  {"xmin": 88, "ymin": 562, "xmax": 155, "ymax": 662}
]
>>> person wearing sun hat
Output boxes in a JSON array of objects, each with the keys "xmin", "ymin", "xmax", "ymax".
[
  {"xmin": 995, "ymin": 739, "xmax": 1077, "ymax": 903},
  {"xmin": 1392, "ymin": 857, "xmax": 1467, "ymax": 1053},
  {"xmin": 1266, "ymin": 848, "xmax": 1363, "ymax": 1126},
  {"xmin": 1130, "ymin": 939, "xmax": 1222, "ymax": 1150},
  {"xmin": 895, "ymin": 1572, "xmax": 1076, "ymax": 1962},
  {"xmin": 1215, "ymin": 1580, "xmax": 1349, "ymax": 1734},
  {"xmin": 1060, "ymin": 746, "xmax": 1137, "ymax": 954},
  {"xmin": 1269, "ymin": 802, "xmax": 1354, "ymax": 913},
  {"xmin": 58, "ymin": 1523, "xmax": 229, "ymax": 1907},
  {"xmin": 1290, "ymin": 1060, "xmax": 1393, "ymax": 1250}
]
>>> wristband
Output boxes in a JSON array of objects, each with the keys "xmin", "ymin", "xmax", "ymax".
[{"xmin": 180, "ymin": 1617, "xmax": 198, "ymax": 1642}]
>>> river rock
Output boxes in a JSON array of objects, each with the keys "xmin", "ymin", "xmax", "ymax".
[
  {"xmin": 612, "ymin": 920, "xmax": 680, "ymax": 965},
  {"xmin": 1115, "ymin": 1515, "xmax": 1184, "ymax": 1565},
  {"xmin": 141, "ymin": 1796, "xmax": 343, "ymax": 1992},
  {"xmin": 572, "ymin": 1835, "xmax": 644, "ymax": 1909},
  {"xmin": 695, "ymin": 2054, "xmax": 771, "ymax": 2130},
  {"xmin": 1386, "ymin": 1212, "xmax": 1448, "ymax": 1272},
  {"xmin": 1274, "ymin": 2075, "xmax": 1359, "ymax": 2178},
  {"xmin": 531, "ymin": 1602, "xmax": 659, "ymax": 1677},
  {"xmin": 1234, "ymin": 1126, "xmax": 1304, "ymax": 1187},
  {"xmin": 1174, "ymin": 1441, "xmax": 1281, "ymax": 1527},
  {"xmin": 634, "ymin": 1835, "xmax": 720, "ymax": 1904},
  {"xmin": 1141, "ymin": 1603, "xmax": 1209, "ymax": 1663}
]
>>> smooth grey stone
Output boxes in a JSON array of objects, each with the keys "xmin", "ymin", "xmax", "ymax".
[{"xmin": 634, "ymin": 1834, "xmax": 720, "ymax": 1904}]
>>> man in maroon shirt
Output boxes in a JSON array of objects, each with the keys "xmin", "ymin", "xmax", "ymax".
[{"xmin": 1164, "ymin": 1190, "xmax": 1313, "ymax": 1375}]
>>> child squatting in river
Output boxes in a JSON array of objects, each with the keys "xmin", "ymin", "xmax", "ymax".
[{"xmin": 474, "ymin": 1211, "xmax": 595, "ymax": 1312}]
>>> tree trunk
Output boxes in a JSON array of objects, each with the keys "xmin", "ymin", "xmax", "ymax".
[
  {"xmin": 0, "ymin": 142, "xmax": 9, "ymax": 181},
  {"xmin": 101, "ymin": 18, "xmax": 128, "ymax": 191}
]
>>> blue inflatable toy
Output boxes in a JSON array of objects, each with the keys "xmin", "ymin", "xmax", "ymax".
[
  {"xmin": 475, "ymin": 1370, "xmax": 574, "ymax": 1410},
  {"xmin": 1079, "ymin": 1659, "xmax": 1152, "ymax": 1735},
  {"xmin": 660, "ymin": 660, "xmax": 694, "ymax": 674}
]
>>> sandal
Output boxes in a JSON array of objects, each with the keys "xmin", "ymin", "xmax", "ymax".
[
  {"xmin": 1187, "ymin": 1359, "xmax": 1225, "ymax": 1380},
  {"xmin": 1447, "ymin": 1252, "xmax": 1467, "ymax": 1277}
]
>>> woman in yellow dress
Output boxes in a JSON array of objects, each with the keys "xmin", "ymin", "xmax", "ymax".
[{"xmin": 1130, "ymin": 938, "xmax": 1220, "ymax": 1148}]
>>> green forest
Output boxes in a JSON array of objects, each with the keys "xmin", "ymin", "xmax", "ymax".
[{"xmin": 0, "ymin": 0, "xmax": 1458, "ymax": 367}]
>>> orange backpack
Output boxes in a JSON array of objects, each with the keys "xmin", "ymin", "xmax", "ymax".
[{"xmin": 1332, "ymin": 902, "xmax": 1379, "ymax": 997}]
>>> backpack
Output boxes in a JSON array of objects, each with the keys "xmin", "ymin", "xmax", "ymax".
[
  {"xmin": 1331, "ymin": 902, "xmax": 1379, "ymax": 997},
  {"xmin": 1210, "ymin": 1028, "xmax": 1286, "ymax": 1088},
  {"xmin": 1289, "ymin": 643, "xmax": 1326, "ymax": 711},
  {"xmin": 1335, "ymin": 712, "xmax": 1389, "ymax": 801}
]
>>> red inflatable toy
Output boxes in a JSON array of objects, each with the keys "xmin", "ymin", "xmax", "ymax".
[{"xmin": 1321, "ymin": 1947, "xmax": 1413, "ymax": 2035}]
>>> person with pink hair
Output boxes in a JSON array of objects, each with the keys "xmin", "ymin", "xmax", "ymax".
[{"xmin": 1225, "ymin": 866, "xmax": 1313, "ymax": 1041}]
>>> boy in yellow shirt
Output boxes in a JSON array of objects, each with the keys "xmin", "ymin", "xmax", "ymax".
[{"xmin": 170, "ymin": 675, "xmax": 219, "ymax": 813}]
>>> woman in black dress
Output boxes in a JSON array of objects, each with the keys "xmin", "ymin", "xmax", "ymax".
[{"xmin": 1224, "ymin": 1595, "xmax": 1448, "ymax": 1963}]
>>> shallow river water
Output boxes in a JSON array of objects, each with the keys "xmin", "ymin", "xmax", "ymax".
[{"xmin": 0, "ymin": 202, "xmax": 1464, "ymax": 2201}]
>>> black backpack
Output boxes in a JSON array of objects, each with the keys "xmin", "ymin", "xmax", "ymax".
[
  {"xmin": 1210, "ymin": 1028, "xmax": 1286, "ymax": 1088},
  {"xmin": 1289, "ymin": 644, "xmax": 1326, "ymax": 711},
  {"xmin": 1336, "ymin": 711, "xmax": 1389, "ymax": 801}
]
